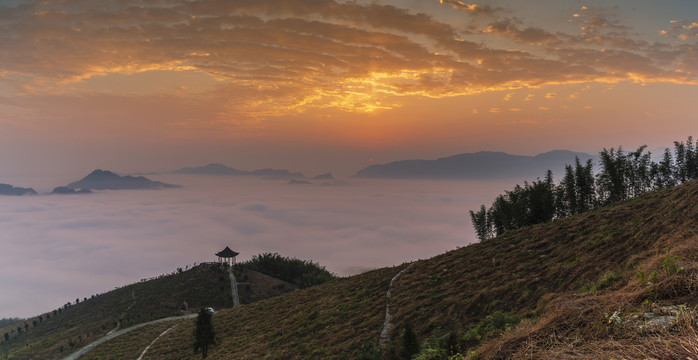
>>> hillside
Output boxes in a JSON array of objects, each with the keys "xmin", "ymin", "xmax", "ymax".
[
  {"xmin": 83, "ymin": 179, "xmax": 698, "ymax": 359},
  {"xmin": 0, "ymin": 265, "xmax": 294, "ymax": 360}
]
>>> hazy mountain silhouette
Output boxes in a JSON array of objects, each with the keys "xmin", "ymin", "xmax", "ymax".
[
  {"xmin": 354, "ymin": 150, "xmax": 594, "ymax": 180},
  {"xmin": 51, "ymin": 186, "xmax": 92, "ymax": 194},
  {"xmin": 312, "ymin": 173, "xmax": 334, "ymax": 180},
  {"xmin": 0, "ymin": 184, "xmax": 37, "ymax": 196},
  {"xmin": 66, "ymin": 170, "xmax": 180, "ymax": 190},
  {"xmin": 288, "ymin": 179, "xmax": 311, "ymax": 185},
  {"xmin": 173, "ymin": 163, "xmax": 245, "ymax": 175},
  {"xmin": 173, "ymin": 163, "xmax": 305, "ymax": 179}
]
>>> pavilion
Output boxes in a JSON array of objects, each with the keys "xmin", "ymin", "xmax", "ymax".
[{"xmin": 215, "ymin": 246, "xmax": 239, "ymax": 266}]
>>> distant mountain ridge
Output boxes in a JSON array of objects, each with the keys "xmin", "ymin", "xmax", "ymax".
[
  {"xmin": 354, "ymin": 150, "xmax": 595, "ymax": 180},
  {"xmin": 0, "ymin": 184, "xmax": 37, "ymax": 196},
  {"xmin": 67, "ymin": 170, "xmax": 180, "ymax": 190},
  {"xmin": 173, "ymin": 163, "xmax": 304, "ymax": 179}
]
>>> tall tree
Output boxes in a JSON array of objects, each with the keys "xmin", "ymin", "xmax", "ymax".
[
  {"xmin": 574, "ymin": 158, "xmax": 596, "ymax": 213},
  {"xmin": 527, "ymin": 170, "xmax": 555, "ymax": 224},
  {"xmin": 469, "ymin": 205, "xmax": 492, "ymax": 241},
  {"xmin": 506, "ymin": 184, "xmax": 530, "ymax": 229},
  {"xmin": 560, "ymin": 164, "xmax": 577, "ymax": 215},
  {"xmin": 674, "ymin": 140, "xmax": 687, "ymax": 183},
  {"xmin": 489, "ymin": 194, "xmax": 513, "ymax": 236},
  {"xmin": 400, "ymin": 323, "xmax": 420, "ymax": 360},
  {"xmin": 193, "ymin": 308, "xmax": 216, "ymax": 358},
  {"xmin": 627, "ymin": 145, "xmax": 652, "ymax": 197},
  {"xmin": 651, "ymin": 148, "xmax": 676, "ymax": 189},
  {"xmin": 597, "ymin": 147, "xmax": 628, "ymax": 205},
  {"xmin": 685, "ymin": 136, "xmax": 697, "ymax": 180}
]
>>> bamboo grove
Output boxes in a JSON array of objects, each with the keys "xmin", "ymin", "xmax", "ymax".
[{"xmin": 470, "ymin": 136, "xmax": 698, "ymax": 241}]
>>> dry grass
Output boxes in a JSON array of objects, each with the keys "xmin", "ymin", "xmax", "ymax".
[
  {"xmin": 477, "ymin": 242, "xmax": 698, "ymax": 360},
  {"xmin": 80, "ymin": 321, "xmax": 176, "ymax": 360}
]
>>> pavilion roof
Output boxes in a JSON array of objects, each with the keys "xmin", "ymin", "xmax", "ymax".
[{"xmin": 216, "ymin": 246, "xmax": 239, "ymax": 258}]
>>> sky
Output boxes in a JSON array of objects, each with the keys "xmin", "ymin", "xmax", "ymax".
[
  {"xmin": 1, "ymin": 0, "xmax": 698, "ymax": 317},
  {"xmin": 0, "ymin": 0, "xmax": 697, "ymax": 179}
]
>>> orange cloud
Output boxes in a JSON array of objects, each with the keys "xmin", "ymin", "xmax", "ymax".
[
  {"xmin": 0, "ymin": 0, "xmax": 696, "ymax": 127},
  {"xmin": 484, "ymin": 18, "xmax": 561, "ymax": 45},
  {"xmin": 660, "ymin": 19, "xmax": 698, "ymax": 40},
  {"xmin": 438, "ymin": 0, "xmax": 498, "ymax": 15}
]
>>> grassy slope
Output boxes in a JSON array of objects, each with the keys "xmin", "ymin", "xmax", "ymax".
[
  {"xmin": 0, "ymin": 265, "xmax": 233, "ymax": 360},
  {"xmin": 81, "ymin": 321, "xmax": 176, "ymax": 360},
  {"xmin": 88, "ymin": 265, "xmax": 404, "ymax": 359},
  {"xmin": 236, "ymin": 270, "xmax": 298, "ymax": 304},
  {"xmin": 109, "ymin": 179, "xmax": 698, "ymax": 359}
]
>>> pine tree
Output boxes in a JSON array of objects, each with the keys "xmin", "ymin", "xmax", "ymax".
[
  {"xmin": 399, "ymin": 323, "xmax": 419, "ymax": 360},
  {"xmin": 193, "ymin": 308, "xmax": 216, "ymax": 358}
]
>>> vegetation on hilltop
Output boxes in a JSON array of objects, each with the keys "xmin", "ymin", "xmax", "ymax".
[
  {"xmin": 0, "ymin": 319, "xmax": 21, "ymax": 329},
  {"xmin": 471, "ymin": 136, "xmax": 698, "ymax": 241},
  {"xmin": 237, "ymin": 253, "xmax": 336, "ymax": 289}
]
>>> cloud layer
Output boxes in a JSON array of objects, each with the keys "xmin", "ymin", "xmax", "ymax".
[{"xmin": 0, "ymin": 175, "xmax": 512, "ymax": 318}]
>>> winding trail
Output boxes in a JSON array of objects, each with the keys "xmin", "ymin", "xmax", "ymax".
[
  {"xmin": 379, "ymin": 263, "xmax": 415, "ymax": 348},
  {"xmin": 62, "ymin": 314, "xmax": 197, "ymax": 360},
  {"xmin": 136, "ymin": 324, "xmax": 178, "ymax": 360}
]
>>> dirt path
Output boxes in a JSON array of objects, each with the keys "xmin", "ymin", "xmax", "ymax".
[
  {"xmin": 228, "ymin": 267, "xmax": 240, "ymax": 307},
  {"xmin": 62, "ymin": 314, "xmax": 197, "ymax": 360},
  {"xmin": 379, "ymin": 263, "xmax": 414, "ymax": 348},
  {"xmin": 136, "ymin": 324, "xmax": 178, "ymax": 360}
]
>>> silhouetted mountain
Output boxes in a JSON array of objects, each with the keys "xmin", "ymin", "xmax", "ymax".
[
  {"xmin": 173, "ymin": 163, "xmax": 245, "ymax": 175},
  {"xmin": 0, "ymin": 184, "xmax": 37, "ymax": 196},
  {"xmin": 312, "ymin": 173, "xmax": 334, "ymax": 180},
  {"xmin": 51, "ymin": 186, "xmax": 92, "ymax": 194},
  {"xmin": 66, "ymin": 170, "xmax": 180, "ymax": 190},
  {"xmin": 353, "ymin": 150, "xmax": 594, "ymax": 180},
  {"xmin": 173, "ymin": 163, "xmax": 304, "ymax": 179}
]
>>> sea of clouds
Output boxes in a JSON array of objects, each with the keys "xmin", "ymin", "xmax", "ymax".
[{"xmin": 0, "ymin": 174, "xmax": 514, "ymax": 318}]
